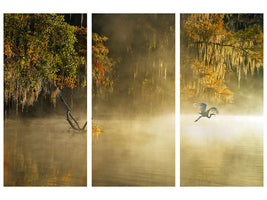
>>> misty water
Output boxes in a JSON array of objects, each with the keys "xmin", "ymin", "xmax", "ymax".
[
  {"xmin": 4, "ymin": 117, "xmax": 87, "ymax": 186},
  {"xmin": 180, "ymin": 114, "xmax": 263, "ymax": 186},
  {"xmin": 92, "ymin": 114, "xmax": 175, "ymax": 186}
]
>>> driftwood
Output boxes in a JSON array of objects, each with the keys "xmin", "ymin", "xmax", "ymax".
[{"xmin": 58, "ymin": 91, "xmax": 87, "ymax": 131}]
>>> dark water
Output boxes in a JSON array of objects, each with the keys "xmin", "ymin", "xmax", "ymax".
[
  {"xmin": 92, "ymin": 114, "xmax": 175, "ymax": 186},
  {"xmin": 180, "ymin": 115, "xmax": 263, "ymax": 186},
  {"xmin": 4, "ymin": 117, "xmax": 87, "ymax": 186}
]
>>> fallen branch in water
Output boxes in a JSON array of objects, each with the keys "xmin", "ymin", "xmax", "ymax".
[{"xmin": 58, "ymin": 90, "xmax": 87, "ymax": 131}]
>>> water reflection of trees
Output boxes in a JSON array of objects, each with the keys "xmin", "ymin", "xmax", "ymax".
[{"xmin": 4, "ymin": 120, "xmax": 87, "ymax": 186}]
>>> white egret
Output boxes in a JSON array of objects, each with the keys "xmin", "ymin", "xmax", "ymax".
[{"xmin": 193, "ymin": 103, "xmax": 219, "ymax": 122}]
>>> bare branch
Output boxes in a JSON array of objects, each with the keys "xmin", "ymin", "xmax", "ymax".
[{"xmin": 58, "ymin": 90, "xmax": 87, "ymax": 131}]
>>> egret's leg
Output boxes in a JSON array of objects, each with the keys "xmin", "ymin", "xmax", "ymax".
[{"xmin": 194, "ymin": 116, "xmax": 202, "ymax": 122}]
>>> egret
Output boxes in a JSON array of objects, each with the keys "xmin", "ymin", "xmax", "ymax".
[{"xmin": 193, "ymin": 103, "xmax": 219, "ymax": 122}]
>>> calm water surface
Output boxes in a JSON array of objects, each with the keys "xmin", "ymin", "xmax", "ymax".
[
  {"xmin": 4, "ymin": 117, "xmax": 87, "ymax": 186},
  {"xmin": 92, "ymin": 114, "xmax": 175, "ymax": 186},
  {"xmin": 181, "ymin": 115, "xmax": 263, "ymax": 186}
]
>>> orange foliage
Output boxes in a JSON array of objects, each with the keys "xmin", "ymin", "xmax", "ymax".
[
  {"xmin": 92, "ymin": 33, "xmax": 114, "ymax": 91},
  {"xmin": 182, "ymin": 60, "xmax": 234, "ymax": 103},
  {"xmin": 184, "ymin": 14, "xmax": 229, "ymax": 43},
  {"xmin": 57, "ymin": 75, "xmax": 76, "ymax": 89}
]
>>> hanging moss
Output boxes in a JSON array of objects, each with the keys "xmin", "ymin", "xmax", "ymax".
[
  {"xmin": 181, "ymin": 14, "xmax": 263, "ymax": 104},
  {"xmin": 4, "ymin": 14, "xmax": 86, "ymax": 114}
]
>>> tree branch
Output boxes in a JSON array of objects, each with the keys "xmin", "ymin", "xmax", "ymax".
[
  {"xmin": 191, "ymin": 41, "xmax": 250, "ymax": 55},
  {"xmin": 58, "ymin": 90, "xmax": 87, "ymax": 131}
]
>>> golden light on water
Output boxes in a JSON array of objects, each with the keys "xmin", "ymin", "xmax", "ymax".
[
  {"xmin": 181, "ymin": 114, "xmax": 263, "ymax": 186},
  {"xmin": 92, "ymin": 120, "xmax": 102, "ymax": 143},
  {"xmin": 183, "ymin": 115, "xmax": 263, "ymax": 140},
  {"xmin": 93, "ymin": 115, "xmax": 175, "ymax": 186}
]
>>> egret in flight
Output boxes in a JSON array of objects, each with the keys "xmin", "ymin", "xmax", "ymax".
[{"xmin": 193, "ymin": 103, "xmax": 219, "ymax": 122}]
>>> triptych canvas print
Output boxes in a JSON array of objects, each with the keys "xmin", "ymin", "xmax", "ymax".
[{"xmin": 3, "ymin": 13, "xmax": 263, "ymax": 187}]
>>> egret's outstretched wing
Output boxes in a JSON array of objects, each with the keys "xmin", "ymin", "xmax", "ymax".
[
  {"xmin": 193, "ymin": 103, "xmax": 207, "ymax": 113},
  {"xmin": 208, "ymin": 107, "xmax": 219, "ymax": 115}
]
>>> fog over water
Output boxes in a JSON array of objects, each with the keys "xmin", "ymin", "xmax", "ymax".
[
  {"xmin": 93, "ymin": 114, "xmax": 175, "ymax": 186},
  {"xmin": 92, "ymin": 14, "xmax": 175, "ymax": 186},
  {"xmin": 180, "ymin": 114, "xmax": 263, "ymax": 186},
  {"xmin": 4, "ymin": 117, "xmax": 87, "ymax": 186}
]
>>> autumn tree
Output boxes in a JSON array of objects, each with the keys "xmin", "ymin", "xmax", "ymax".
[
  {"xmin": 92, "ymin": 33, "xmax": 115, "ymax": 96},
  {"xmin": 74, "ymin": 26, "xmax": 87, "ymax": 88},
  {"xmin": 4, "ymin": 14, "xmax": 86, "ymax": 115},
  {"xmin": 180, "ymin": 14, "xmax": 263, "ymax": 105}
]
